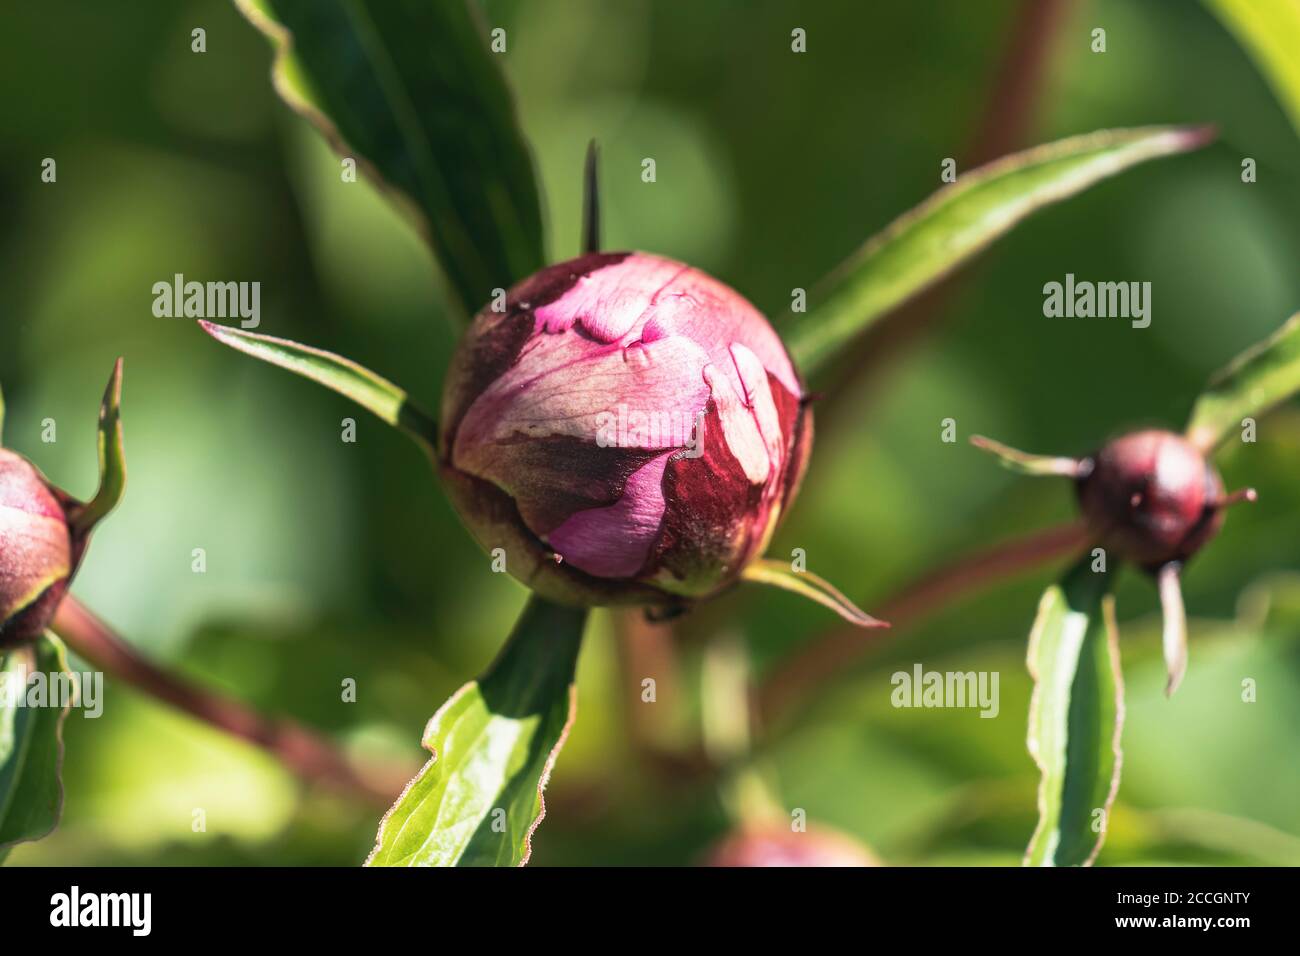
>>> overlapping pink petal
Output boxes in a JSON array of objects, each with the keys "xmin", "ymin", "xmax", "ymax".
[{"xmin": 442, "ymin": 252, "xmax": 810, "ymax": 602}]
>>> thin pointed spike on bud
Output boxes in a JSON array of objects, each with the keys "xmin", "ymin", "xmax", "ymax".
[
  {"xmin": 1213, "ymin": 487, "xmax": 1258, "ymax": 509},
  {"xmin": 0, "ymin": 379, "xmax": 6, "ymax": 443},
  {"xmin": 741, "ymin": 558, "xmax": 889, "ymax": 629},
  {"xmin": 970, "ymin": 434, "xmax": 1090, "ymax": 478},
  {"xmin": 581, "ymin": 139, "xmax": 601, "ymax": 254},
  {"xmin": 1157, "ymin": 562, "xmax": 1188, "ymax": 697},
  {"xmin": 68, "ymin": 358, "xmax": 126, "ymax": 536}
]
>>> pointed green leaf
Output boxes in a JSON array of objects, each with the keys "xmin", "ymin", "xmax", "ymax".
[
  {"xmin": 0, "ymin": 634, "xmax": 75, "ymax": 852},
  {"xmin": 199, "ymin": 322, "xmax": 438, "ymax": 456},
  {"xmin": 68, "ymin": 359, "xmax": 126, "ymax": 536},
  {"xmin": 741, "ymin": 558, "xmax": 888, "ymax": 628},
  {"xmin": 234, "ymin": 0, "xmax": 546, "ymax": 317},
  {"xmin": 1024, "ymin": 557, "xmax": 1124, "ymax": 867},
  {"xmin": 970, "ymin": 434, "xmax": 1087, "ymax": 478},
  {"xmin": 784, "ymin": 126, "xmax": 1214, "ymax": 377},
  {"xmin": 1186, "ymin": 312, "xmax": 1300, "ymax": 451},
  {"xmin": 367, "ymin": 596, "xmax": 587, "ymax": 867},
  {"xmin": 1205, "ymin": 0, "xmax": 1300, "ymax": 137},
  {"xmin": 1157, "ymin": 562, "xmax": 1189, "ymax": 697}
]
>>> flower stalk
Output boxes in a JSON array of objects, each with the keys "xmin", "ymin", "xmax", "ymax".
[{"xmin": 51, "ymin": 597, "xmax": 412, "ymax": 806}]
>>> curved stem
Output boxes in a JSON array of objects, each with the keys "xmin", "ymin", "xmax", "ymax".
[
  {"xmin": 758, "ymin": 519, "xmax": 1091, "ymax": 721},
  {"xmin": 51, "ymin": 596, "xmax": 412, "ymax": 806}
]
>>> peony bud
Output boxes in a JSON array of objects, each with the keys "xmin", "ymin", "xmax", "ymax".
[
  {"xmin": 972, "ymin": 426, "xmax": 1255, "ymax": 696},
  {"xmin": 0, "ymin": 450, "xmax": 75, "ymax": 647},
  {"xmin": 439, "ymin": 252, "xmax": 812, "ymax": 609},
  {"xmin": 1075, "ymin": 429, "xmax": 1251, "ymax": 570},
  {"xmin": 704, "ymin": 823, "xmax": 880, "ymax": 867},
  {"xmin": 0, "ymin": 360, "xmax": 125, "ymax": 647}
]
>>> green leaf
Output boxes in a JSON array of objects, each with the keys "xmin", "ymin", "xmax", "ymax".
[
  {"xmin": 0, "ymin": 634, "xmax": 75, "ymax": 852},
  {"xmin": 1205, "ymin": 0, "xmax": 1300, "ymax": 137},
  {"xmin": 68, "ymin": 359, "xmax": 126, "ymax": 536},
  {"xmin": 1185, "ymin": 312, "xmax": 1300, "ymax": 451},
  {"xmin": 366, "ymin": 596, "xmax": 587, "ymax": 866},
  {"xmin": 741, "ymin": 558, "xmax": 888, "ymax": 628},
  {"xmin": 1024, "ymin": 557, "xmax": 1123, "ymax": 867},
  {"xmin": 784, "ymin": 126, "xmax": 1215, "ymax": 377},
  {"xmin": 199, "ymin": 322, "xmax": 439, "ymax": 456},
  {"xmin": 234, "ymin": 0, "xmax": 546, "ymax": 317}
]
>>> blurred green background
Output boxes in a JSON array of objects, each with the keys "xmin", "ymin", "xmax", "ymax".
[{"xmin": 3, "ymin": 0, "xmax": 1299, "ymax": 866}]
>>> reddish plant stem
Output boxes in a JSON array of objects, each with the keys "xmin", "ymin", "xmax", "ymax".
[
  {"xmin": 964, "ymin": 0, "xmax": 1074, "ymax": 168},
  {"xmin": 817, "ymin": 0, "xmax": 1073, "ymax": 419},
  {"xmin": 51, "ymin": 596, "xmax": 411, "ymax": 806},
  {"xmin": 615, "ymin": 609, "xmax": 711, "ymax": 778},
  {"xmin": 758, "ymin": 519, "xmax": 1091, "ymax": 722}
]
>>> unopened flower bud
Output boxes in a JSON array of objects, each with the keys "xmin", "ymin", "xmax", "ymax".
[
  {"xmin": 0, "ymin": 360, "xmax": 125, "ymax": 647},
  {"xmin": 1075, "ymin": 429, "xmax": 1248, "ymax": 570},
  {"xmin": 439, "ymin": 252, "xmax": 811, "ymax": 609},
  {"xmin": 0, "ymin": 450, "xmax": 75, "ymax": 647}
]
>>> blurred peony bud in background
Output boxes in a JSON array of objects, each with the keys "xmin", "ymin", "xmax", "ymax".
[
  {"xmin": 0, "ymin": 360, "xmax": 125, "ymax": 647},
  {"xmin": 704, "ymin": 823, "xmax": 880, "ymax": 867},
  {"xmin": 439, "ymin": 252, "xmax": 812, "ymax": 610}
]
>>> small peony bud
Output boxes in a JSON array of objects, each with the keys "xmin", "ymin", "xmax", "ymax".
[
  {"xmin": 1075, "ymin": 429, "xmax": 1247, "ymax": 570},
  {"xmin": 0, "ymin": 450, "xmax": 75, "ymax": 647},
  {"xmin": 704, "ymin": 824, "xmax": 880, "ymax": 867},
  {"xmin": 439, "ymin": 252, "xmax": 812, "ymax": 609},
  {"xmin": 973, "ymin": 425, "xmax": 1255, "ymax": 696},
  {"xmin": 0, "ymin": 360, "xmax": 125, "ymax": 647}
]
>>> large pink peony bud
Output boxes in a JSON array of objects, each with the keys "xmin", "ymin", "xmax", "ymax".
[
  {"xmin": 0, "ymin": 450, "xmax": 76, "ymax": 647},
  {"xmin": 439, "ymin": 252, "xmax": 812, "ymax": 609}
]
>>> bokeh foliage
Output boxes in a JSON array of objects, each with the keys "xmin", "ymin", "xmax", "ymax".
[{"xmin": 2, "ymin": 0, "xmax": 1299, "ymax": 865}]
